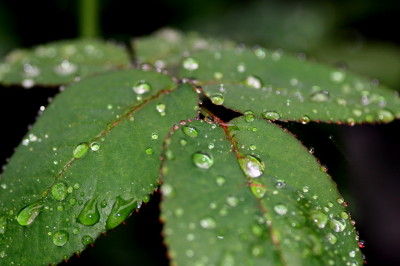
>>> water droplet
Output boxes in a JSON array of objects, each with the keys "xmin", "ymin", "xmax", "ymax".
[
  {"xmin": 310, "ymin": 210, "xmax": 328, "ymax": 228},
  {"xmin": 100, "ymin": 200, "xmax": 107, "ymax": 208},
  {"xmin": 254, "ymin": 47, "xmax": 266, "ymax": 59},
  {"xmin": 211, "ymin": 93, "xmax": 224, "ymax": 105},
  {"xmin": 251, "ymin": 244, "xmax": 265, "ymax": 257},
  {"xmin": 303, "ymin": 186, "xmax": 309, "ymax": 193},
  {"xmin": 52, "ymin": 230, "xmax": 69, "ymax": 247},
  {"xmin": 238, "ymin": 155, "xmax": 264, "ymax": 178},
  {"xmin": 274, "ymin": 204, "xmax": 288, "ymax": 215},
  {"xmin": 182, "ymin": 57, "xmax": 199, "ymax": 71},
  {"xmin": 214, "ymin": 72, "xmax": 223, "ymax": 80},
  {"xmin": 156, "ymin": 103, "xmax": 166, "ymax": 116},
  {"xmin": 377, "ymin": 109, "xmax": 394, "ymax": 123},
  {"xmin": 106, "ymin": 196, "xmax": 138, "ymax": 230},
  {"xmin": 151, "ymin": 133, "xmax": 158, "ymax": 140},
  {"xmin": 199, "ymin": 217, "xmax": 217, "ymax": 229},
  {"xmin": 73, "ymin": 142, "xmax": 89, "ymax": 158},
  {"xmin": 244, "ymin": 75, "xmax": 262, "ymax": 89},
  {"xmin": 310, "ymin": 90, "xmax": 330, "ymax": 102},
  {"xmin": 326, "ymin": 233, "xmax": 337, "ymax": 244},
  {"xmin": 0, "ymin": 250, "xmax": 6, "ymax": 259},
  {"xmin": 54, "ymin": 60, "xmax": 77, "ymax": 76},
  {"xmin": 249, "ymin": 144, "xmax": 256, "ymax": 151},
  {"xmin": 161, "ymin": 183, "xmax": 175, "ymax": 197},
  {"xmin": 23, "ymin": 63, "xmax": 40, "ymax": 77},
  {"xmin": 300, "ymin": 115, "xmax": 310, "ymax": 124},
  {"xmin": 145, "ymin": 148, "xmax": 154, "ymax": 155},
  {"xmin": 336, "ymin": 198, "xmax": 344, "ymax": 204},
  {"xmin": 226, "ymin": 196, "xmax": 239, "ymax": 207},
  {"xmin": 192, "ymin": 152, "xmax": 214, "ymax": 169},
  {"xmin": 262, "ymin": 111, "xmax": 280, "ymax": 120},
  {"xmin": 237, "ymin": 63, "xmax": 246, "ymax": 73},
  {"xmin": 90, "ymin": 142, "xmax": 100, "ymax": 151},
  {"xmin": 22, "ymin": 79, "xmax": 35, "ymax": 88},
  {"xmin": 77, "ymin": 199, "xmax": 100, "ymax": 226},
  {"xmin": 349, "ymin": 250, "xmax": 356, "ymax": 258},
  {"xmin": 0, "ymin": 215, "xmax": 7, "ymax": 234},
  {"xmin": 132, "ymin": 81, "xmax": 152, "ymax": 94},
  {"xmin": 330, "ymin": 71, "xmax": 345, "ymax": 83},
  {"xmin": 244, "ymin": 110, "xmax": 255, "ymax": 122},
  {"xmin": 182, "ymin": 126, "xmax": 199, "ymax": 138},
  {"xmin": 329, "ymin": 218, "xmax": 346, "ymax": 232},
  {"xmin": 17, "ymin": 201, "xmax": 43, "ymax": 226},
  {"xmin": 82, "ymin": 235, "xmax": 94, "ymax": 245},
  {"xmin": 216, "ymin": 176, "xmax": 226, "ymax": 186},
  {"xmin": 51, "ymin": 182, "xmax": 68, "ymax": 201},
  {"xmin": 250, "ymin": 181, "xmax": 267, "ymax": 199},
  {"xmin": 275, "ymin": 180, "xmax": 286, "ymax": 189},
  {"xmin": 69, "ymin": 198, "xmax": 77, "ymax": 206},
  {"xmin": 340, "ymin": 211, "xmax": 349, "ymax": 219}
]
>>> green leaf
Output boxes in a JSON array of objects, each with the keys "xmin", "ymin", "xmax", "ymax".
[
  {"xmin": 179, "ymin": 48, "xmax": 400, "ymax": 124},
  {"xmin": 0, "ymin": 69, "xmax": 198, "ymax": 265},
  {"xmin": 0, "ymin": 39, "xmax": 131, "ymax": 87},
  {"xmin": 161, "ymin": 118, "xmax": 362, "ymax": 265},
  {"xmin": 133, "ymin": 28, "xmax": 235, "ymax": 72}
]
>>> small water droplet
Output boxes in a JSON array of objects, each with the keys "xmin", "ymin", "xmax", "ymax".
[
  {"xmin": 300, "ymin": 115, "xmax": 310, "ymax": 124},
  {"xmin": 349, "ymin": 250, "xmax": 356, "ymax": 258},
  {"xmin": 22, "ymin": 79, "xmax": 35, "ymax": 88},
  {"xmin": 226, "ymin": 196, "xmax": 239, "ymax": 207},
  {"xmin": 73, "ymin": 142, "xmax": 89, "ymax": 158},
  {"xmin": 310, "ymin": 210, "xmax": 328, "ymax": 228},
  {"xmin": 17, "ymin": 201, "xmax": 43, "ymax": 226},
  {"xmin": 254, "ymin": 47, "xmax": 266, "ymax": 59},
  {"xmin": 106, "ymin": 196, "xmax": 138, "ymax": 230},
  {"xmin": 182, "ymin": 57, "xmax": 199, "ymax": 71},
  {"xmin": 82, "ymin": 235, "xmax": 94, "ymax": 245},
  {"xmin": 251, "ymin": 244, "xmax": 265, "ymax": 257},
  {"xmin": 51, "ymin": 182, "xmax": 68, "ymax": 201},
  {"xmin": 244, "ymin": 110, "xmax": 255, "ymax": 122},
  {"xmin": 326, "ymin": 233, "xmax": 337, "ymax": 244},
  {"xmin": 237, "ymin": 63, "xmax": 246, "ymax": 73},
  {"xmin": 329, "ymin": 218, "xmax": 346, "ymax": 232},
  {"xmin": 52, "ymin": 230, "xmax": 69, "ymax": 247},
  {"xmin": 156, "ymin": 103, "xmax": 166, "ymax": 116},
  {"xmin": 216, "ymin": 176, "xmax": 226, "ymax": 186},
  {"xmin": 274, "ymin": 204, "xmax": 288, "ymax": 215},
  {"xmin": 0, "ymin": 215, "xmax": 7, "ymax": 235},
  {"xmin": 77, "ymin": 199, "xmax": 100, "ymax": 226},
  {"xmin": 303, "ymin": 186, "xmax": 309, "ymax": 193},
  {"xmin": 211, "ymin": 93, "xmax": 224, "ymax": 105},
  {"xmin": 340, "ymin": 211, "xmax": 349, "ymax": 219},
  {"xmin": 199, "ymin": 216, "xmax": 217, "ymax": 229},
  {"xmin": 377, "ymin": 109, "xmax": 394, "ymax": 123},
  {"xmin": 151, "ymin": 133, "xmax": 159, "ymax": 140},
  {"xmin": 244, "ymin": 75, "xmax": 262, "ymax": 89},
  {"xmin": 238, "ymin": 155, "xmax": 264, "ymax": 178},
  {"xmin": 133, "ymin": 81, "xmax": 152, "ymax": 94},
  {"xmin": 192, "ymin": 152, "xmax": 214, "ymax": 169},
  {"xmin": 54, "ymin": 60, "xmax": 77, "ymax": 76},
  {"xmin": 182, "ymin": 126, "xmax": 199, "ymax": 138},
  {"xmin": 262, "ymin": 111, "xmax": 280, "ymax": 120},
  {"xmin": 100, "ymin": 200, "xmax": 107, "ymax": 208},
  {"xmin": 161, "ymin": 183, "xmax": 175, "ymax": 197},
  {"xmin": 214, "ymin": 72, "xmax": 223, "ymax": 80},
  {"xmin": 250, "ymin": 181, "xmax": 267, "ymax": 199},
  {"xmin": 275, "ymin": 180, "xmax": 286, "ymax": 189},
  {"xmin": 310, "ymin": 90, "xmax": 330, "ymax": 102},
  {"xmin": 330, "ymin": 71, "xmax": 345, "ymax": 83},
  {"xmin": 90, "ymin": 142, "xmax": 100, "ymax": 151},
  {"xmin": 145, "ymin": 148, "xmax": 154, "ymax": 155}
]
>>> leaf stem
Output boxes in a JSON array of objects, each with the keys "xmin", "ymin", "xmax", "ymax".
[{"xmin": 79, "ymin": 0, "xmax": 100, "ymax": 38}]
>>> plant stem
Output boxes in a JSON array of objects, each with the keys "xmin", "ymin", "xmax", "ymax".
[{"xmin": 79, "ymin": 0, "xmax": 99, "ymax": 38}]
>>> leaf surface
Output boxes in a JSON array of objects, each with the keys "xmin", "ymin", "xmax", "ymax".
[
  {"xmin": 0, "ymin": 39, "xmax": 130, "ymax": 87},
  {"xmin": 161, "ymin": 118, "xmax": 362, "ymax": 265},
  {"xmin": 0, "ymin": 70, "xmax": 198, "ymax": 265},
  {"xmin": 179, "ymin": 49, "xmax": 400, "ymax": 124}
]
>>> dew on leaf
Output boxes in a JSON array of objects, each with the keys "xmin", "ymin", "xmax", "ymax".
[
  {"xmin": 54, "ymin": 60, "xmax": 77, "ymax": 76},
  {"xmin": 23, "ymin": 63, "xmax": 40, "ymax": 77},
  {"xmin": 274, "ymin": 204, "xmax": 288, "ymax": 215},
  {"xmin": 249, "ymin": 144, "xmax": 256, "ymax": 151},
  {"xmin": 254, "ymin": 47, "xmax": 266, "ymax": 59},
  {"xmin": 262, "ymin": 111, "xmax": 280, "ymax": 120},
  {"xmin": 300, "ymin": 115, "xmax": 310, "ymax": 124},
  {"xmin": 243, "ymin": 110, "xmax": 255, "ymax": 122},
  {"xmin": 377, "ymin": 109, "xmax": 395, "ymax": 123},
  {"xmin": 0, "ymin": 215, "xmax": 7, "ymax": 235},
  {"xmin": 216, "ymin": 176, "xmax": 226, "ymax": 186},
  {"xmin": 132, "ymin": 80, "xmax": 152, "ymax": 94},
  {"xmin": 237, "ymin": 63, "xmax": 246, "ymax": 73},
  {"xmin": 22, "ymin": 79, "xmax": 35, "ymax": 88},
  {"xmin": 210, "ymin": 93, "xmax": 224, "ymax": 105},
  {"xmin": 52, "ymin": 230, "xmax": 69, "ymax": 247},
  {"xmin": 161, "ymin": 183, "xmax": 175, "ymax": 197},
  {"xmin": 303, "ymin": 186, "xmax": 309, "ymax": 193},
  {"xmin": 244, "ymin": 75, "xmax": 262, "ymax": 89},
  {"xmin": 100, "ymin": 200, "xmax": 107, "ymax": 208},
  {"xmin": 106, "ymin": 196, "xmax": 138, "ymax": 230},
  {"xmin": 250, "ymin": 181, "xmax": 267, "ymax": 199},
  {"xmin": 192, "ymin": 152, "xmax": 214, "ymax": 169},
  {"xmin": 349, "ymin": 250, "xmax": 356, "ymax": 258},
  {"xmin": 326, "ymin": 233, "xmax": 337, "ymax": 244},
  {"xmin": 17, "ymin": 201, "xmax": 43, "ymax": 226},
  {"xmin": 82, "ymin": 235, "xmax": 94, "ymax": 245},
  {"xmin": 330, "ymin": 71, "xmax": 345, "ymax": 83},
  {"xmin": 226, "ymin": 196, "xmax": 239, "ymax": 207},
  {"xmin": 69, "ymin": 198, "xmax": 77, "ymax": 206},
  {"xmin": 329, "ymin": 218, "xmax": 346, "ymax": 232},
  {"xmin": 199, "ymin": 217, "xmax": 217, "ymax": 229},
  {"xmin": 73, "ymin": 142, "xmax": 89, "ymax": 158},
  {"xmin": 151, "ymin": 133, "xmax": 159, "ymax": 140},
  {"xmin": 275, "ymin": 181, "xmax": 286, "ymax": 189},
  {"xmin": 90, "ymin": 142, "xmax": 100, "ymax": 151},
  {"xmin": 145, "ymin": 148, "xmax": 154, "ymax": 155},
  {"xmin": 156, "ymin": 103, "xmax": 166, "ymax": 116},
  {"xmin": 310, "ymin": 90, "xmax": 330, "ymax": 102},
  {"xmin": 251, "ymin": 244, "xmax": 265, "ymax": 257},
  {"xmin": 310, "ymin": 210, "xmax": 328, "ymax": 229},
  {"xmin": 182, "ymin": 57, "xmax": 199, "ymax": 71},
  {"xmin": 340, "ymin": 211, "xmax": 349, "ymax": 219},
  {"xmin": 51, "ymin": 182, "xmax": 68, "ymax": 201},
  {"xmin": 77, "ymin": 198, "xmax": 100, "ymax": 226},
  {"xmin": 238, "ymin": 155, "xmax": 264, "ymax": 178},
  {"xmin": 214, "ymin": 72, "xmax": 223, "ymax": 80},
  {"xmin": 182, "ymin": 126, "xmax": 199, "ymax": 138}
]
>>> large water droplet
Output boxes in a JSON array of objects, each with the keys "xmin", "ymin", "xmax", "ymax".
[
  {"xmin": 262, "ymin": 111, "xmax": 280, "ymax": 121},
  {"xmin": 192, "ymin": 152, "xmax": 214, "ymax": 169},
  {"xmin": 310, "ymin": 210, "xmax": 328, "ymax": 228},
  {"xmin": 0, "ymin": 215, "xmax": 7, "ymax": 234},
  {"xmin": 377, "ymin": 109, "xmax": 394, "ymax": 123},
  {"xmin": 182, "ymin": 126, "xmax": 199, "ymax": 138},
  {"xmin": 52, "ymin": 230, "xmax": 69, "ymax": 247},
  {"xmin": 51, "ymin": 182, "xmax": 68, "ymax": 201},
  {"xmin": 250, "ymin": 181, "xmax": 267, "ymax": 199},
  {"xmin": 211, "ymin": 93, "xmax": 224, "ymax": 105},
  {"xmin": 73, "ymin": 142, "xmax": 89, "ymax": 158},
  {"xmin": 106, "ymin": 196, "xmax": 138, "ymax": 230},
  {"xmin": 244, "ymin": 75, "xmax": 262, "ymax": 89},
  {"xmin": 329, "ymin": 218, "xmax": 346, "ymax": 232},
  {"xmin": 238, "ymin": 155, "xmax": 264, "ymax": 178},
  {"xmin": 77, "ymin": 199, "xmax": 100, "ymax": 226},
  {"xmin": 310, "ymin": 90, "xmax": 330, "ymax": 102},
  {"xmin": 17, "ymin": 201, "xmax": 43, "ymax": 226},
  {"xmin": 274, "ymin": 204, "xmax": 288, "ymax": 215},
  {"xmin": 199, "ymin": 217, "xmax": 217, "ymax": 229},
  {"xmin": 182, "ymin": 57, "xmax": 199, "ymax": 71},
  {"xmin": 133, "ymin": 81, "xmax": 152, "ymax": 94}
]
